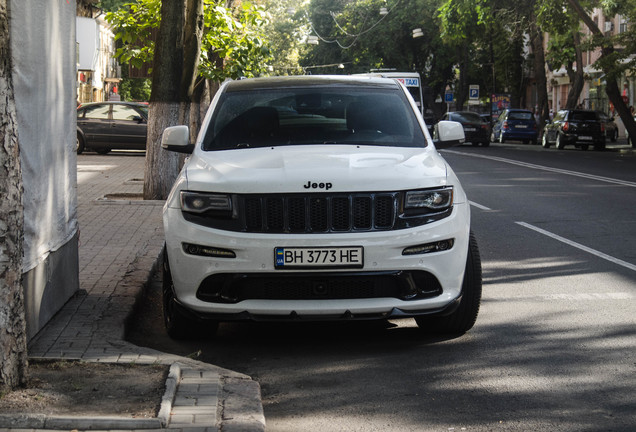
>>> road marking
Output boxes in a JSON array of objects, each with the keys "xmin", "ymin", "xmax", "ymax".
[
  {"xmin": 469, "ymin": 201, "xmax": 491, "ymax": 211},
  {"xmin": 490, "ymin": 292, "xmax": 635, "ymax": 301},
  {"xmin": 516, "ymin": 222, "xmax": 636, "ymax": 272},
  {"xmin": 444, "ymin": 150, "xmax": 636, "ymax": 188}
]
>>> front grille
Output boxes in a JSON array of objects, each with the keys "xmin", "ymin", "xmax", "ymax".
[
  {"xmin": 242, "ymin": 193, "xmax": 396, "ymax": 233},
  {"xmin": 182, "ymin": 191, "xmax": 453, "ymax": 233},
  {"xmin": 196, "ymin": 271, "xmax": 443, "ymax": 303}
]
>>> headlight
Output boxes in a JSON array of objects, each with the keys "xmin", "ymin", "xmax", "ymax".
[
  {"xmin": 405, "ymin": 187, "xmax": 453, "ymax": 211},
  {"xmin": 181, "ymin": 191, "xmax": 232, "ymax": 214}
]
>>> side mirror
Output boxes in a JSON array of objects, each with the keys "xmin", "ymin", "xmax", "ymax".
[
  {"xmin": 132, "ymin": 115, "xmax": 145, "ymax": 123},
  {"xmin": 161, "ymin": 125, "xmax": 193, "ymax": 153},
  {"xmin": 433, "ymin": 120, "xmax": 465, "ymax": 149}
]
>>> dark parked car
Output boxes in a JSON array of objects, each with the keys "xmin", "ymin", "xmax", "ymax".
[
  {"xmin": 542, "ymin": 109, "xmax": 606, "ymax": 151},
  {"xmin": 439, "ymin": 111, "xmax": 490, "ymax": 146},
  {"xmin": 490, "ymin": 108, "xmax": 538, "ymax": 144},
  {"xmin": 76, "ymin": 102, "xmax": 148, "ymax": 154},
  {"xmin": 596, "ymin": 111, "xmax": 618, "ymax": 142}
]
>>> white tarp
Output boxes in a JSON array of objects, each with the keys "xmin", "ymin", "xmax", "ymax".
[{"xmin": 10, "ymin": 0, "xmax": 78, "ymax": 272}]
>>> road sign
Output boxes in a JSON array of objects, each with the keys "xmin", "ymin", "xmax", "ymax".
[
  {"xmin": 445, "ymin": 92, "xmax": 453, "ymax": 103},
  {"xmin": 469, "ymin": 85, "xmax": 479, "ymax": 100}
]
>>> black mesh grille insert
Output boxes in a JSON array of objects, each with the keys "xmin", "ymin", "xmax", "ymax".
[
  {"xmin": 196, "ymin": 271, "xmax": 443, "ymax": 303},
  {"xmin": 240, "ymin": 193, "xmax": 396, "ymax": 233}
]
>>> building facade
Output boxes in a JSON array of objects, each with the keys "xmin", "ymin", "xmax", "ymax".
[{"xmin": 76, "ymin": 15, "xmax": 121, "ymax": 103}]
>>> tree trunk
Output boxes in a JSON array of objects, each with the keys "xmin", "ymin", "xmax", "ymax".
[
  {"xmin": 529, "ymin": 16, "xmax": 550, "ymax": 132},
  {"xmin": 0, "ymin": 0, "xmax": 28, "ymax": 393},
  {"xmin": 510, "ymin": 36, "xmax": 524, "ymax": 109},
  {"xmin": 144, "ymin": 0, "xmax": 184, "ymax": 200},
  {"xmin": 565, "ymin": 32, "xmax": 584, "ymax": 109},
  {"xmin": 456, "ymin": 41, "xmax": 468, "ymax": 111},
  {"xmin": 183, "ymin": 0, "xmax": 204, "ymax": 143},
  {"xmin": 144, "ymin": 0, "xmax": 204, "ymax": 200},
  {"xmin": 567, "ymin": 0, "xmax": 636, "ymax": 146}
]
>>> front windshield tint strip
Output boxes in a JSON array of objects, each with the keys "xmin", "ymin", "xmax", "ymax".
[{"xmin": 202, "ymin": 87, "xmax": 426, "ymax": 151}]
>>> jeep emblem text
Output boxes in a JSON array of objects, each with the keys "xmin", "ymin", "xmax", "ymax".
[{"xmin": 304, "ymin": 181, "xmax": 332, "ymax": 190}]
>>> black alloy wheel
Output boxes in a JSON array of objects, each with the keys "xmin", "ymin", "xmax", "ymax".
[
  {"xmin": 541, "ymin": 133, "xmax": 550, "ymax": 148},
  {"xmin": 76, "ymin": 132, "xmax": 85, "ymax": 154}
]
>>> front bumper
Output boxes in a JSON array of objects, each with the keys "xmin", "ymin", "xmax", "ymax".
[
  {"xmin": 169, "ymin": 294, "xmax": 463, "ymax": 323},
  {"xmin": 163, "ymin": 203, "xmax": 470, "ymax": 319},
  {"xmin": 502, "ymin": 129, "xmax": 537, "ymax": 141}
]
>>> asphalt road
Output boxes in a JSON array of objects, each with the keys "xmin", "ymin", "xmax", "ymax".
[{"xmin": 127, "ymin": 141, "xmax": 636, "ymax": 431}]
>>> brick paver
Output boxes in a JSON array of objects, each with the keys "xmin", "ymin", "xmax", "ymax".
[{"xmin": 13, "ymin": 154, "xmax": 265, "ymax": 432}]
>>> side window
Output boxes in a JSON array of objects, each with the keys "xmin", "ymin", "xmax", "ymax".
[
  {"xmin": 83, "ymin": 104, "xmax": 110, "ymax": 119},
  {"xmin": 112, "ymin": 105, "xmax": 142, "ymax": 121}
]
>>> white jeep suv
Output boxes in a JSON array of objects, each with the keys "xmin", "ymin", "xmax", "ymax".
[{"xmin": 161, "ymin": 75, "xmax": 481, "ymax": 338}]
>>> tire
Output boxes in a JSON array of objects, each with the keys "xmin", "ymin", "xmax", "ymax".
[
  {"xmin": 481, "ymin": 141, "xmax": 490, "ymax": 147},
  {"xmin": 555, "ymin": 133, "xmax": 565, "ymax": 150},
  {"xmin": 96, "ymin": 148, "xmax": 111, "ymax": 155},
  {"xmin": 594, "ymin": 144, "xmax": 606, "ymax": 151},
  {"xmin": 415, "ymin": 232, "xmax": 482, "ymax": 335},
  {"xmin": 581, "ymin": 144, "xmax": 589, "ymax": 151},
  {"xmin": 541, "ymin": 133, "xmax": 550, "ymax": 148},
  {"xmin": 76, "ymin": 132, "xmax": 85, "ymax": 154},
  {"xmin": 162, "ymin": 249, "xmax": 218, "ymax": 339}
]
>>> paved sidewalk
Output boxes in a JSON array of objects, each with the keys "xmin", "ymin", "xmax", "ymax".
[{"xmin": 1, "ymin": 154, "xmax": 265, "ymax": 431}]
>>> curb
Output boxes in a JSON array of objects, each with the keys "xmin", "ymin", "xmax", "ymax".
[
  {"xmin": 0, "ymin": 361, "xmax": 180, "ymax": 430},
  {"xmin": 0, "ymin": 413, "xmax": 163, "ymax": 430}
]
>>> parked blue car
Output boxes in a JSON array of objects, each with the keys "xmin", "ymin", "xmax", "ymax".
[{"xmin": 490, "ymin": 108, "xmax": 538, "ymax": 144}]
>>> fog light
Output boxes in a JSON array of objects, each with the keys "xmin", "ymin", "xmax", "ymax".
[
  {"xmin": 182, "ymin": 243, "xmax": 236, "ymax": 258},
  {"xmin": 402, "ymin": 239, "xmax": 454, "ymax": 255}
]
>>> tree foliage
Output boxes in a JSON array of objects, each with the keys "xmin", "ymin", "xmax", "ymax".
[
  {"xmin": 105, "ymin": 0, "xmax": 272, "ymax": 82},
  {"xmin": 299, "ymin": 0, "xmax": 458, "ymax": 114},
  {"xmin": 438, "ymin": 0, "xmax": 536, "ymax": 109},
  {"xmin": 199, "ymin": 2, "xmax": 271, "ymax": 81},
  {"xmin": 260, "ymin": 0, "xmax": 309, "ymax": 76}
]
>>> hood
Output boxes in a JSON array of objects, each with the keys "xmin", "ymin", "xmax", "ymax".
[{"xmin": 183, "ymin": 145, "xmax": 449, "ymax": 194}]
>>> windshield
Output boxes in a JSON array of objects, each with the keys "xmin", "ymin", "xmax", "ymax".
[
  {"xmin": 450, "ymin": 112, "xmax": 481, "ymax": 123},
  {"xmin": 508, "ymin": 111, "xmax": 533, "ymax": 121},
  {"xmin": 202, "ymin": 87, "xmax": 426, "ymax": 151},
  {"xmin": 570, "ymin": 111, "xmax": 597, "ymax": 121}
]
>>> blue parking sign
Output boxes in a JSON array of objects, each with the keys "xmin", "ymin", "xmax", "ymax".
[
  {"xmin": 445, "ymin": 92, "xmax": 453, "ymax": 103},
  {"xmin": 469, "ymin": 85, "xmax": 479, "ymax": 99}
]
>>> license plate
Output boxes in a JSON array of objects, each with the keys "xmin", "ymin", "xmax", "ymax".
[
  {"xmin": 275, "ymin": 247, "xmax": 363, "ymax": 269},
  {"xmin": 579, "ymin": 136, "xmax": 592, "ymax": 140},
  {"xmin": 464, "ymin": 127, "xmax": 476, "ymax": 132},
  {"xmin": 515, "ymin": 125, "xmax": 527, "ymax": 128}
]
